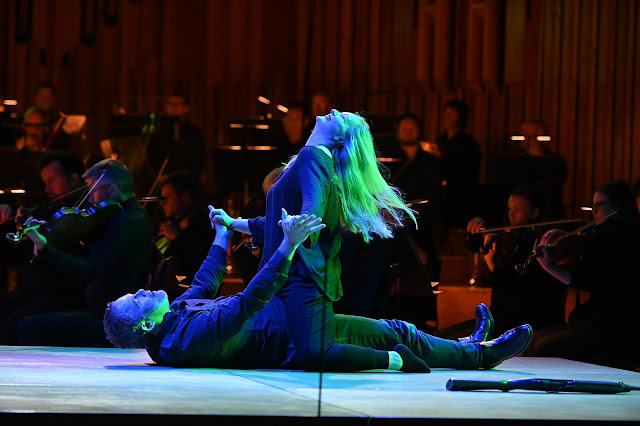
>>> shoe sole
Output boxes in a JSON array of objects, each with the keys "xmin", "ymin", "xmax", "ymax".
[
  {"xmin": 483, "ymin": 324, "xmax": 533, "ymax": 370},
  {"xmin": 458, "ymin": 303, "xmax": 495, "ymax": 344}
]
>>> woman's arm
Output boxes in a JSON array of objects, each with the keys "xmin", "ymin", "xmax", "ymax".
[{"xmin": 208, "ymin": 206, "xmax": 252, "ymax": 234}]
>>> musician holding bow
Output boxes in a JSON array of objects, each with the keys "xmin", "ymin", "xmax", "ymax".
[
  {"xmin": 438, "ymin": 185, "xmax": 568, "ymax": 342},
  {"xmin": 527, "ymin": 180, "xmax": 640, "ymax": 369},
  {"xmin": 0, "ymin": 158, "xmax": 153, "ymax": 347}
]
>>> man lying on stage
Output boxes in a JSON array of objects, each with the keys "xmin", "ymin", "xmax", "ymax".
[{"xmin": 103, "ymin": 207, "xmax": 532, "ymax": 372}]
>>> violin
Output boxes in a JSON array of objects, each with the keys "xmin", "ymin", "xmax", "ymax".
[
  {"xmin": 5, "ymin": 171, "xmax": 123, "ymax": 250},
  {"xmin": 479, "ymin": 228, "xmax": 535, "ymax": 256},
  {"xmin": 3, "ymin": 184, "xmax": 89, "ymax": 226},
  {"xmin": 515, "ymin": 210, "xmax": 619, "ymax": 275},
  {"xmin": 471, "ymin": 218, "xmax": 582, "ymax": 255}
]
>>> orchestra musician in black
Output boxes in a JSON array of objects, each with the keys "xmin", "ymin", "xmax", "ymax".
[
  {"xmin": 526, "ymin": 180, "xmax": 640, "ymax": 370},
  {"xmin": 1, "ymin": 158, "xmax": 153, "ymax": 347},
  {"xmin": 438, "ymin": 185, "xmax": 568, "ymax": 341},
  {"xmin": 154, "ymin": 171, "xmax": 215, "ymax": 294}
]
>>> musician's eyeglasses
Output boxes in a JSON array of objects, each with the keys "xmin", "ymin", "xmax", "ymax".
[{"xmin": 591, "ymin": 201, "xmax": 613, "ymax": 211}]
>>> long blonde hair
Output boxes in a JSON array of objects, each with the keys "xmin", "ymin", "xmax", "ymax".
[
  {"xmin": 283, "ymin": 113, "xmax": 417, "ymax": 242},
  {"xmin": 332, "ymin": 113, "xmax": 416, "ymax": 242}
]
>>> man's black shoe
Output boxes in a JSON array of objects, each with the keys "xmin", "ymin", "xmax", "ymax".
[
  {"xmin": 458, "ymin": 303, "xmax": 494, "ymax": 343},
  {"xmin": 479, "ymin": 324, "xmax": 533, "ymax": 370}
]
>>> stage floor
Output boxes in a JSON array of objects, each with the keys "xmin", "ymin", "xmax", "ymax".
[{"xmin": 1, "ymin": 345, "xmax": 639, "ymax": 425}]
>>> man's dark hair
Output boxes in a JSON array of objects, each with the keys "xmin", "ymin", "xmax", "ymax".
[
  {"xmin": 35, "ymin": 80, "xmax": 56, "ymax": 95},
  {"xmin": 38, "ymin": 150, "xmax": 85, "ymax": 178},
  {"xmin": 169, "ymin": 90, "xmax": 190, "ymax": 105},
  {"xmin": 161, "ymin": 171, "xmax": 203, "ymax": 203},
  {"xmin": 103, "ymin": 301, "xmax": 147, "ymax": 349},
  {"xmin": 396, "ymin": 112, "xmax": 423, "ymax": 133},
  {"xmin": 443, "ymin": 99, "xmax": 470, "ymax": 129}
]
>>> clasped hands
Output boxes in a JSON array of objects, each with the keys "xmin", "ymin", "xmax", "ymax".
[{"xmin": 207, "ymin": 206, "xmax": 324, "ymax": 247}]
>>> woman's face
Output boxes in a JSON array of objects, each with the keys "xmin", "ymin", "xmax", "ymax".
[
  {"xmin": 507, "ymin": 194, "xmax": 538, "ymax": 227},
  {"xmin": 314, "ymin": 109, "xmax": 351, "ymax": 139},
  {"xmin": 591, "ymin": 191, "xmax": 616, "ymax": 220}
]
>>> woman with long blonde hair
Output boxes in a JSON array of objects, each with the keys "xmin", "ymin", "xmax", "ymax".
[{"xmin": 212, "ymin": 109, "xmax": 429, "ymax": 371}]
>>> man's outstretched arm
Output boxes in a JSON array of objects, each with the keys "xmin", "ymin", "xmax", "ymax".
[{"xmin": 172, "ymin": 208, "xmax": 233, "ymax": 302}]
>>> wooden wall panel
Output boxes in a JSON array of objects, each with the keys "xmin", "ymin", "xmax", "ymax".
[
  {"xmin": 633, "ymin": 1, "xmax": 640, "ymax": 187},
  {"xmin": 556, "ymin": 0, "xmax": 580, "ymax": 208},
  {"xmin": 416, "ymin": 1, "xmax": 434, "ymax": 90},
  {"xmin": 523, "ymin": 0, "xmax": 543, "ymax": 124},
  {"xmin": 593, "ymin": 0, "xmax": 616, "ymax": 186},
  {"xmin": 574, "ymin": 0, "xmax": 598, "ymax": 206},
  {"xmin": 1, "ymin": 0, "xmax": 639, "ymax": 214},
  {"xmin": 504, "ymin": 0, "xmax": 525, "ymax": 85},
  {"xmin": 612, "ymin": 0, "xmax": 634, "ymax": 182}
]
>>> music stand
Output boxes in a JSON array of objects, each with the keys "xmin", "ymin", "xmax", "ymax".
[{"xmin": 213, "ymin": 118, "xmax": 285, "ymax": 207}]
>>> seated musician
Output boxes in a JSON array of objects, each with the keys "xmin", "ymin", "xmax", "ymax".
[
  {"xmin": 438, "ymin": 185, "xmax": 568, "ymax": 341},
  {"xmin": 1, "ymin": 158, "xmax": 153, "ymax": 346},
  {"xmin": 0, "ymin": 150, "xmax": 87, "ymax": 343},
  {"xmin": 527, "ymin": 180, "xmax": 640, "ymax": 370},
  {"xmin": 154, "ymin": 171, "xmax": 215, "ymax": 294}
]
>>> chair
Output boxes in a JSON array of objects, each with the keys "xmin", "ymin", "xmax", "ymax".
[{"xmin": 147, "ymin": 253, "xmax": 188, "ymax": 300}]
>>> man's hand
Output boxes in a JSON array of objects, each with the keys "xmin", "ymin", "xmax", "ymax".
[
  {"xmin": 279, "ymin": 208, "xmax": 325, "ymax": 252},
  {"xmin": 157, "ymin": 221, "xmax": 180, "ymax": 241},
  {"xmin": 208, "ymin": 206, "xmax": 234, "ymax": 228},
  {"xmin": 23, "ymin": 217, "xmax": 48, "ymax": 252}
]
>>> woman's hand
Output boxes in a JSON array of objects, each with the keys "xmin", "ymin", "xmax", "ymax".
[
  {"xmin": 539, "ymin": 228, "xmax": 567, "ymax": 246},
  {"xmin": 482, "ymin": 233, "xmax": 497, "ymax": 271},
  {"xmin": 466, "ymin": 217, "xmax": 487, "ymax": 234}
]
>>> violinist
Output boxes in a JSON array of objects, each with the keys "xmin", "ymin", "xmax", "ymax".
[
  {"xmin": 3, "ymin": 159, "xmax": 153, "ymax": 347},
  {"xmin": 527, "ymin": 180, "xmax": 640, "ymax": 369},
  {"xmin": 154, "ymin": 171, "xmax": 215, "ymax": 291},
  {"xmin": 437, "ymin": 185, "xmax": 567, "ymax": 341},
  {"xmin": 0, "ymin": 150, "xmax": 87, "ymax": 342},
  {"xmin": 0, "ymin": 149, "xmax": 85, "ymax": 226}
]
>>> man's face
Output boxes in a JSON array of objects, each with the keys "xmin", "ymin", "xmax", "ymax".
[
  {"xmin": 396, "ymin": 118, "xmax": 420, "ymax": 146},
  {"xmin": 160, "ymin": 183, "xmax": 188, "ymax": 219},
  {"xmin": 114, "ymin": 289, "xmax": 170, "ymax": 326},
  {"xmin": 311, "ymin": 94, "xmax": 332, "ymax": 118},
  {"xmin": 165, "ymin": 96, "xmax": 189, "ymax": 120},
  {"xmin": 86, "ymin": 177, "xmax": 114, "ymax": 205},
  {"xmin": 442, "ymin": 107, "xmax": 460, "ymax": 131},
  {"xmin": 283, "ymin": 108, "xmax": 305, "ymax": 141},
  {"xmin": 24, "ymin": 111, "xmax": 48, "ymax": 150},
  {"xmin": 35, "ymin": 87, "xmax": 54, "ymax": 111},
  {"xmin": 41, "ymin": 161, "xmax": 76, "ymax": 199}
]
